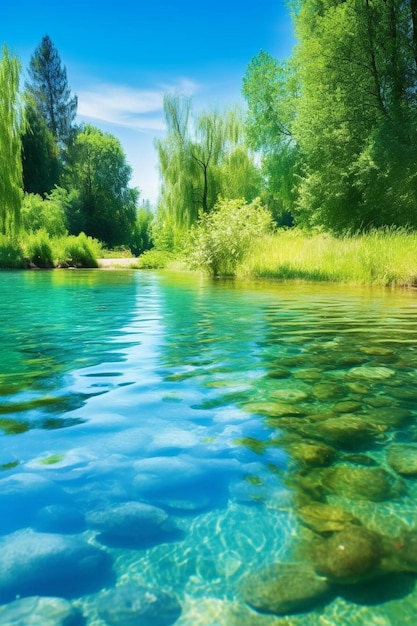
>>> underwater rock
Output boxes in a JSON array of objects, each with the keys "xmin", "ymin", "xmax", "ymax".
[
  {"xmin": 364, "ymin": 396, "xmax": 393, "ymax": 408},
  {"xmin": 97, "ymin": 584, "xmax": 182, "ymax": 626},
  {"xmin": 310, "ymin": 415, "xmax": 380, "ymax": 450},
  {"xmin": 386, "ymin": 444, "xmax": 417, "ymax": 476},
  {"xmin": 0, "ymin": 596, "xmax": 82, "ymax": 626},
  {"xmin": 244, "ymin": 401, "xmax": 306, "ymax": 418},
  {"xmin": 348, "ymin": 366, "xmax": 395, "ymax": 380},
  {"xmin": 312, "ymin": 382, "xmax": 346, "ymax": 401},
  {"xmin": 293, "ymin": 368, "xmax": 323, "ymax": 382},
  {"xmin": 360, "ymin": 346, "xmax": 394, "ymax": 356},
  {"xmin": 333, "ymin": 401, "xmax": 362, "ymax": 414},
  {"xmin": 86, "ymin": 501, "xmax": 178, "ymax": 548},
  {"xmin": 270, "ymin": 389, "xmax": 309, "ymax": 403},
  {"xmin": 283, "ymin": 440, "xmax": 337, "ymax": 468},
  {"xmin": 34, "ymin": 504, "xmax": 86, "ymax": 534},
  {"xmin": 297, "ymin": 502, "xmax": 361, "ymax": 534},
  {"xmin": 0, "ymin": 529, "xmax": 114, "ymax": 602},
  {"xmin": 319, "ymin": 466, "xmax": 403, "ymax": 502},
  {"xmin": 383, "ymin": 530, "xmax": 417, "ymax": 573},
  {"xmin": 240, "ymin": 561, "xmax": 330, "ymax": 615},
  {"xmin": 310, "ymin": 525, "xmax": 384, "ymax": 583},
  {"xmin": 265, "ymin": 368, "xmax": 292, "ymax": 379},
  {"xmin": 369, "ymin": 408, "xmax": 412, "ymax": 429}
]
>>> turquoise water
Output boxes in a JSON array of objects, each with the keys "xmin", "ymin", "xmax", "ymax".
[{"xmin": 1, "ymin": 270, "xmax": 417, "ymax": 625}]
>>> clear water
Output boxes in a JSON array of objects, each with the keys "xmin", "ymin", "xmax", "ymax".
[{"xmin": 1, "ymin": 269, "xmax": 417, "ymax": 625}]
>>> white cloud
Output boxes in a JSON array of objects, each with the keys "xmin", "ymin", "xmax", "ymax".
[{"xmin": 76, "ymin": 78, "xmax": 200, "ymax": 133}]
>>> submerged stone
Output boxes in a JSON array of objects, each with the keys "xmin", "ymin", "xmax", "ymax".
[
  {"xmin": 270, "ymin": 389, "xmax": 309, "ymax": 403},
  {"xmin": 0, "ymin": 596, "xmax": 81, "ymax": 626},
  {"xmin": 0, "ymin": 529, "xmax": 114, "ymax": 602},
  {"xmin": 311, "ymin": 415, "xmax": 380, "ymax": 450},
  {"xmin": 283, "ymin": 440, "xmax": 337, "ymax": 468},
  {"xmin": 320, "ymin": 466, "xmax": 403, "ymax": 502},
  {"xmin": 240, "ymin": 561, "xmax": 330, "ymax": 615},
  {"xmin": 348, "ymin": 366, "xmax": 395, "ymax": 380},
  {"xmin": 333, "ymin": 401, "xmax": 362, "ymax": 414},
  {"xmin": 310, "ymin": 525, "xmax": 384, "ymax": 583},
  {"xmin": 312, "ymin": 383, "xmax": 346, "ymax": 401},
  {"xmin": 97, "ymin": 584, "xmax": 181, "ymax": 626},
  {"xmin": 386, "ymin": 444, "xmax": 417, "ymax": 476},
  {"xmin": 297, "ymin": 502, "xmax": 360, "ymax": 534},
  {"xmin": 87, "ymin": 501, "xmax": 178, "ymax": 547},
  {"xmin": 244, "ymin": 401, "xmax": 305, "ymax": 418}
]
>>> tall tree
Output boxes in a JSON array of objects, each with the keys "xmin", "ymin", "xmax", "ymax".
[
  {"xmin": 26, "ymin": 35, "xmax": 77, "ymax": 147},
  {"xmin": 156, "ymin": 94, "xmax": 259, "ymax": 246},
  {"xmin": 65, "ymin": 125, "xmax": 138, "ymax": 247},
  {"xmin": 0, "ymin": 46, "xmax": 23, "ymax": 235}
]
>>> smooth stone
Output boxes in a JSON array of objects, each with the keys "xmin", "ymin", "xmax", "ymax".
[
  {"xmin": 312, "ymin": 415, "xmax": 380, "ymax": 449},
  {"xmin": 386, "ymin": 444, "xmax": 417, "ymax": 476},
  {"xmin": 270, "ymin": 389, "xmax": 309, "ymax": 403},
  {"xmin": 320, "ymin": 466, "xmax": 403, "ymax": 501},
  {"xmin": 240, "ymin": 562, "xmax": 330, "ymax": 615},
  {"xmin": 297, "ymin": 502, "xmax": 360, "ymax": 534},
  {"xmin": 265, "ymin": 368, "xmax": 292, "ymax": 379},
  {"xmin": 293, "ymin": 369, "xmax": 323, "ymax": 382},
  {"xmin": 348, "ymin": 366, "xmax": 395, "ymax": 380},
  {"xmin": 312, "ymin": 383, "xmax": 346, "ymax": 400},
  {"xmin": 97, "ymin": 584, "xmax": 181, "ymax": 626},
  {"xmin": 360, "ymin": 346, "xmax": 394, "ymax": 356},
  {"xmin": 369, "ymin": 407, "xmax": 412, "ymax": 428},
  {"xmin": 34, "ymin": 504, "xmax": 86, "ymax": 534},
  {"xmin": 87, "ymin": 501, "xmax": 178, "ymax": 547},
  {"xmin": 0, "ymin": 529, "xmax": 114, "ymax": 602},
  {"xmin": 333, "ymin": 401, "xmax": 362, "ymax": 414},
  {"xmin": 310, "ymin": 525, "xmax": 384, "ymax": 583},
  {"xmin": 364, "ymin": 396, "xmax": 393, "ymax": 408},
  {"xmin": 383, "ymin": 530, "xmax": 417, "ymax": 573},
  {"xmin": 347, "ymin": 382, "xmax": 369, "ymax": 395},
  {"xmin": 282, "ymin": 440, "xmax": 337, "ymax": 468},
  {"xmin": 0, "ymin": 596, "xmax": 81, "ymax": 626},
  {"xmin": 244, "ymin": 401, "xmax": 305, "ymax": 418}
]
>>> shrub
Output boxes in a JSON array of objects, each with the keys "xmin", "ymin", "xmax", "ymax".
[
  {"xmin": 0, "ymin": 235, "xmax": 25, "ymax": 268},
  {"xmin": 186, "ymin": 197, "xmax": 273, "ymax": 276},
  {"xmin": 21, "ymin": 190, "xmax": 67, "ymax": 237},
  {"xmin": 137, "ymin": 249, "xmax": 175, "ymax": 269},
  {"xmin": 55, "ymin": 233, "xmax": 101, "ymax": 268},
  {"xmin": 25, "ymin": 230, "xmax": 54, "ymax": 268}
]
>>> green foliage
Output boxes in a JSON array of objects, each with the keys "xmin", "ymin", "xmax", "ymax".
[
  {"xmin": 240, "ymin": 227, "xmax": 417, "ymax": 286},
  {"xmin": 26, "ymin": 35, "xmax": 77, "ymax": 145},
  {"xmin": 0, "ymin": 235, "xmax": 25, "ymax": 268},
  {"xmin": 155, "ymin": 95, "xmax": 261, "ymax": 246},
  {"xmin": 21, "ymin": 190, "xmax": 67, "ymax": 237},
  {"xmin": 129, "ymin": 207, "xmax": 154, "ymax": 255},
  {"xmin": 0, "ymin": 46, "xmax": 23, "ymax": 235},
  {"xmin": 65, "ymin": 124, "xmax": 138, "ymax": 247},
  {"xmin": 55, "ymin": 232, "xmax": 101, "ymax": 268},
  {"xmin": 24, "ymin": 229, "xmax": 54, "ymax": 267},
  {"xmin": 186, "ymin": 197, "xmax": 272, "ymax": 276},
  {"xmin": 137, "ymin": 249, "xmax": 175, "ymax": 269}
]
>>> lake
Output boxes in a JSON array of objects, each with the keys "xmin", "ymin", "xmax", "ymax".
[{"xmin": 1, "ymin": 269, "xmax": 417, "ymax": 625}]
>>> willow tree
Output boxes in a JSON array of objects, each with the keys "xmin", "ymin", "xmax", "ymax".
[
  {"xmin": 155, "ymin": 94, "xmax": 259, "ymax": 247},
  {"xmin": 0, "ymin": 47, "xmax": 23, "ymax": 235}
]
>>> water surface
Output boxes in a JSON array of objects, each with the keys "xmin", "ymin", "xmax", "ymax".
[{"xmin": 1, "ymin": 270, "xmax": 417, "ymax": 625}]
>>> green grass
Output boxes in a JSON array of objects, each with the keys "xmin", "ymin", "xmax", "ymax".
[{"xmin": 238, "ymin": 228, "xmax": 417, "ymax": 287}]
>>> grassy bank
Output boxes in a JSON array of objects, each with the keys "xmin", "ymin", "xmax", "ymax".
[{"xmin": 237, "ymin": 228, "xmax": 417, "ymax": 287}]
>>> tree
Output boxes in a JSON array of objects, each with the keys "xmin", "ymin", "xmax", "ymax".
[
  {"xmin": 292, "ymin": 0, "xmax": 417, "ymax": 231},
  {"xmin": 155, "ymin": 94, "xmax": 260, "ymax": 247},
  {"xmin": 65, "ymin": 125, "xmax": 138, "ymax": 247},
  {"xmin": 26, "ymin": 35, "xmax": 77, "ymax": 147},
  {"xmin": 0, "ymin": 46, "xmax": 23, "ymax": 235},
  {"xmin": 21, "ymin": 102, "xmax": 60, "ymax": 195},
  {"xmin": 242, "ymin": 50, "xmax": 300, "ymax": 224}
]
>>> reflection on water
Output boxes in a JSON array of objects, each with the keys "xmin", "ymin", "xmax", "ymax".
[{"xmin": 1, "ymin": 270, "xmax": 417, "ymax": 624}]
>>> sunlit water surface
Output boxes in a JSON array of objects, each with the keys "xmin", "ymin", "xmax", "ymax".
[{"xmin": 1, "ymin": 270, "xmax": 417, "ymax": 625}]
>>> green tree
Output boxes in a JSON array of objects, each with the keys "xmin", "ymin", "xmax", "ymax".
[
  {"xmin": 242, "ymin": 50, "xmax": 300, "ymax": 224},
  {"xmin": 21, "ymin": 102, "xmax": 60, "ymax": 195},
  {"xmin": 292, "ymin": 0, "xmax": 417, "ymax": 231},
  {"xmin": 156, "ymin": 94, "xmax": 259, "ymax": 247},
  {"xmin": 0, "ymin": 46, "xmax": 23, "ymax": 235},
  {"xmin": 26, "ymin": 35, "xmax": 77, "ymax": 146},
  {"xmin": 65, "ymin": 125, "xmax": 138, "ymax": 247}
]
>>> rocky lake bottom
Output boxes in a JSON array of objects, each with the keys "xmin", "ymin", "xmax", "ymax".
[{"xmin": 1, "ymin": 270, "xmax": 417, "ymax": 625}]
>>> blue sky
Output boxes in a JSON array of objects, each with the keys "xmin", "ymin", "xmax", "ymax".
[{"xmin": 2, "ymin": 1, "xmax": 294, "ymax": 203}]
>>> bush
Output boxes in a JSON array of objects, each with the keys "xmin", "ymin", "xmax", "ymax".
[
  {"xmin": 55, "ymin": 233, "xmax": 101, "ymax": 268},
  {"xmin": 21, "ymin": 190, "xmax": 67, "ymax": 238},
  {"xmin": 25, "ymin": 230, "xmax": 54, "ymax": 268},
  {"xmin": 0, "ymin": 236, "xmax": 25, "ymax": 268},
  {"xmin": 137, "ymin": 249, "xmax": 175, "ymax": 269},
  {"xmin": 186, "ymin": 197, "xmax": 273, "ymax": 276}
]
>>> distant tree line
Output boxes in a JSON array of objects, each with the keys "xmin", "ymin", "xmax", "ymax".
[
  {"xmin": 0, "ymin": 36, "xmax": 150, "ymax": 252},
  {"xmin": 2, "ymin": 2, "xmax": 417, "ymax": 256}
]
